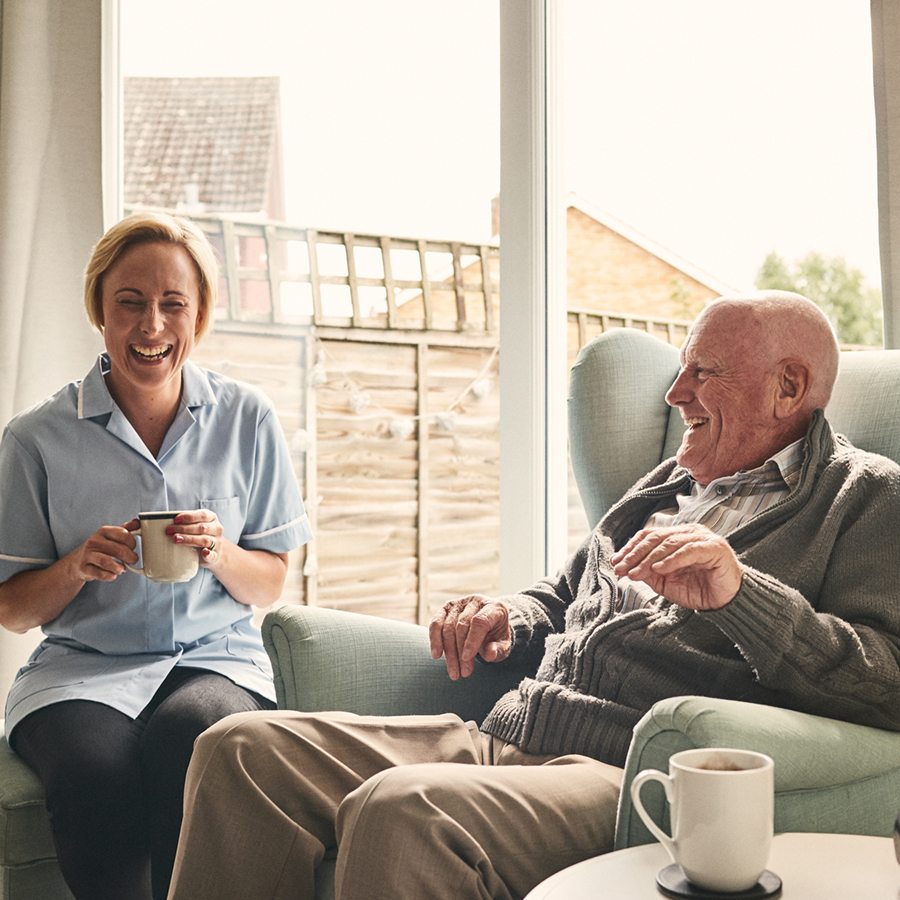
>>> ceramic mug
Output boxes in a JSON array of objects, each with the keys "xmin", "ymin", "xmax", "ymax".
[
  {"xmin": 630, "ymin": 747, "xmax": 774, "ymax": 892},
  {"xmin": 125, "ymin": 511, "xmax": 199, "ymax": 583}
]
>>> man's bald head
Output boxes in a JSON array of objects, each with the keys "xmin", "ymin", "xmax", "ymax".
[
  {"xmin": 665, "ymin": 291, "xmax": 841, "ymax": 483},
  {"xmin": 700, "ymin": 291, "xmax": 840, "ymax": 412}
]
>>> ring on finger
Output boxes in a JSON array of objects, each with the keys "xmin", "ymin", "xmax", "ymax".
[{"xmin": 208, "ymin": 538, "xmax": 217, "ymax": 552}]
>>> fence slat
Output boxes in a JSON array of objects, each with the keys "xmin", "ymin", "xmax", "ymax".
[
  {"xmin": 480, "ymin": 245, "xmax": 496, "ymax": 331},
  {"xmin": 221, "ymin": 219, "xmax": 242, "ymax": 319},
  {"xmin": 416, "ymin": 342, "xmax": 430, "ymax": 625},
  {"xmin": 345, "ymin": 233, "xmax": 362, "ymax": 327},
  {"xmin": 265, "ymin": 224, "xmax": 282, "ymax": 324},
  {"xmin": 418, "ymin": 239, "xmax": 435, "ymax": 329},
  {"xmin": 307, "ymin": 229, "xmax": 324, "ymax": 321},
  {"xmin": 381, "ymin": 235, "xmax": 398, "ymax": 329},
  {"xmin": 451, "ymin": 242, "xmax": 466, "ymax": 327}
]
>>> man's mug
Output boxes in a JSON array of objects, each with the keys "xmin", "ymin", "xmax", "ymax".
[
  {"xmin": 125, "ymin": 511, "xmax": 199, "ymax": 583},
  {"xmin": 629, "ymin": 747, "xmax": 774, "ymax": 892}
]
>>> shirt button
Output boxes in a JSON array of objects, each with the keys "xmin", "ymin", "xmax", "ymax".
[{"xmin": 716, "ymin": 485, "xmax": 728, "ymax": 496}]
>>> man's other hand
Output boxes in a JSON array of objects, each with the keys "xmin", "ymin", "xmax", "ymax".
[
  {"xmin": 610, "ymin": 524, "xmax": 743, "ymax": 611},
  {"xmin": 429, "ymin": 595, "xmax": 512, "ymax": 680}
]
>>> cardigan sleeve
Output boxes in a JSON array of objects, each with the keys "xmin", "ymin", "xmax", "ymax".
[{"xmin": 708, "ymin": 456, "xmax": 900, "ymax": 731}]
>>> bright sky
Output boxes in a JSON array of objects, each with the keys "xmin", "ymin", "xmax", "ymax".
[{"xmin": 121, "ymin": 0, "xmax": 879, "ymax": 292}]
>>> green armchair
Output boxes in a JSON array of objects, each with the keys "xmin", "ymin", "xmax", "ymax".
[
  {"xmin": 2, "ymin": 328, "xmax": 900, "ymax": 899},
  {"xmin": 260, "ymin": 328, "xmax": 900, "ymax": 898}
]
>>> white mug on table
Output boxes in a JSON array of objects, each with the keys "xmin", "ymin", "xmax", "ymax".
[{"xmin": 629, "ymin": 747, "xmax": 774, "ymax": 893}]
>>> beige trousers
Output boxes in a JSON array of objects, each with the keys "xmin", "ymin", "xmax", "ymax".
[{"xmin": 167, "ymin": 710, "xmax": 623, "ymax": 900}]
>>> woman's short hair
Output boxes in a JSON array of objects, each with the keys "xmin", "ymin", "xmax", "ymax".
[{"xmin": 84, "ymin": 211, "xmax": 219, "ymax": 343}]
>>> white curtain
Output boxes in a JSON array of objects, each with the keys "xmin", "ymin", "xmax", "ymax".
[
  {"xmin": 0, "ymin": 0, "xmax": 105, "ymax": 703},
  {"xmin": 872, "ymin": 0, "xmax": 900, "ymax": 349}
]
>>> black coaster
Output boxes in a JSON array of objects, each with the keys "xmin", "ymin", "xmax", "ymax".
[{"xmin": 656, "ymin": 864, "xmax": 782, "ymax": 900}]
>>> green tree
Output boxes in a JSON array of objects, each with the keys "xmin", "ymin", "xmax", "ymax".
[
  {"xmin": 669, "ymin": 277, "xmax": 705, "ymax": 320},
  {"xmin": 755, "ymin": 251, "xmax": 883, "ymax": 347}
]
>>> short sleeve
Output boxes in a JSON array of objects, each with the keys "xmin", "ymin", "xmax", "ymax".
[
  {"xmin": 0, "ymin": 425, "xmax": 57, "ymax": 582},
  {"xmin": 238, "ymin": 405, "xmax": 312, "ymax": 553}
]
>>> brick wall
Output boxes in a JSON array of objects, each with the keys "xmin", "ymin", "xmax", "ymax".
[{"xmin": 566, "ymin": 207, "xmax": 720, "ymax": 319}]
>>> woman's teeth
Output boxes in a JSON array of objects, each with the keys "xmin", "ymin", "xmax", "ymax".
[
  {"xmin": 132, "ymin": 345, "xmax": 171, "ymax": 360},
  {"xmin": 685, "ymin": 417, "xmax": 708, "ymax": 428}
]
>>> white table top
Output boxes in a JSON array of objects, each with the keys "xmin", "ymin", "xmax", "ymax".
[{"xmin": 524, "ymin": 832, "xmax": 900, "ymax": 899}]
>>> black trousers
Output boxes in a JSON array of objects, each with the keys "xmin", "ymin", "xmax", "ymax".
[{"xmin": 10, "ymin": 666, "xmax": 275, "ymax": 900}]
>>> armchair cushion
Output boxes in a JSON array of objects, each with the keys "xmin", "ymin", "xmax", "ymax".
[{"xmin": 567, "ymin": 329, "xmax": 685, "ymax": 528}]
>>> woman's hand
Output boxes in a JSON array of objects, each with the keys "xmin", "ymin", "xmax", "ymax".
[
  {"xmin": 166, "ymin": 509, "xmax": 289, "ymax": 607},
  {"xmin": 0, "ymin": 521, "xmax": 140, "ymax": 633},
  {"xmin": 165, "ymin": 510, "xmax": 224, "ymax": 567},
  {"xmin": 69, "ymin": 521, "xmax": 140, "ymax": 582}
]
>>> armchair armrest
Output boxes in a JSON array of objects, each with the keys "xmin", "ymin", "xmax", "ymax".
[
  {"xmin": 262, "ymin": 605, "xmax": 531, "ymax": 725},
  {"xmin": 615, "ymin": 695, "xmax": 900, "ymax": 849}
]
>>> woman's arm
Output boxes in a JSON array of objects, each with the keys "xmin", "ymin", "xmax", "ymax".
[
  {"xmin": 203, "ymin": 541, "xmax": 289, "ymax": 608},
  {"xmin": 0, "ymin": 524, "xmax": 139, "ymax": 633},
  {"xmin": 166, "ymin": 510, "xmax": 289, "ymax": 607}
]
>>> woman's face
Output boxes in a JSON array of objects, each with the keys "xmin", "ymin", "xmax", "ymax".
[{"xmin": 99, "ymin": 241, "xmax": 201, "ymax": 408}]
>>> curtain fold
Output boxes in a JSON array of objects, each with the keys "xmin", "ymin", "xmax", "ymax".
[
  {"xmin": 0, "ymin": 0, "xmax": 105, "ymax": 703},
  {"xmin": 872, "ymin": 0, "xmax": 900, "ymax": 349}
]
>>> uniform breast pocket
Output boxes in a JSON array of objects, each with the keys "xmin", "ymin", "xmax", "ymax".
[{"xmin": 200, "ymin": 497, "xmax": 244, "ymax": 544}]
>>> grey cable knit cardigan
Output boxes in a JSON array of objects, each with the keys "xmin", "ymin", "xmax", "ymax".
[{"xmin": 481, "ymin": 412, "xmax": 900, "ymax": 768}]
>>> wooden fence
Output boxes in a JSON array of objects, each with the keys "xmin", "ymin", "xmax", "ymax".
[{"xmin": 150, "ymin": 210, "xmax": 692, "ymax": 624}]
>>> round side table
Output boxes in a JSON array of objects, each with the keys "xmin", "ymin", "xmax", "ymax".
[{"xmin": 524, "ymin": 832, "xmax": 899, "ymax": 899}]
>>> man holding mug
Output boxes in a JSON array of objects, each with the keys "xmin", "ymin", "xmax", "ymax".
[{"xmin": 168, "ymin": 292, "xmax": 900, "ymax": 900}]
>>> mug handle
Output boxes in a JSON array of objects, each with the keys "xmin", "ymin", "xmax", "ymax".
[
  {"xmin": 123, "ymin": 526, "xmax": 146, "ymax": 577},
  {"xmin": 629, "ymin": 768, "xmax": 677, "ymax": 859}
]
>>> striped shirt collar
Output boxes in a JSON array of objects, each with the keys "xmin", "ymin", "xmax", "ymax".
[{"xmin": 694, "ymin": 436, "xmax": 806, "ymax": 495}]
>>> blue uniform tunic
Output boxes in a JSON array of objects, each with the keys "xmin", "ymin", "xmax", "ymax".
[{"xmin": 0, "ymin": 354, "xmax": 312, "ymax": 735}]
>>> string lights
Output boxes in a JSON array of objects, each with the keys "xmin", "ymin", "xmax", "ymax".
[{"xmin": 306, "ymin": 340, "xmax": 499, "ymax": 440}]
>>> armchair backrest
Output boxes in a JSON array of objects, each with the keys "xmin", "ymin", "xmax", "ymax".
[{"xmin": 568, "ymin": 328, "xmax": 900, "ymax": 528}]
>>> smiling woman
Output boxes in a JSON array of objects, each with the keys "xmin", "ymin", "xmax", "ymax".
[
  {"xmin": 0, "ymin": 211, "xmax": 313, "ymax": 900},
  {"xmin": 99, "ymin": 241, "xmax": 203, "ymax": 454},
  {"xmin": 82, "ymin": 215, "xmax": 219, "ymax": 457}
]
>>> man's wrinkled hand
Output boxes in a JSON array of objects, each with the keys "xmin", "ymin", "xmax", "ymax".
[
  {"xmin": 610, "ymin": 524, "xmax": 743, "ymax": 611},
  {"xmin": 429, "ymin": 595, "xmax": 512, "ymax": 680}
]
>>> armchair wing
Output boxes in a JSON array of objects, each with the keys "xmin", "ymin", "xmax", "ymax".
[{"xmin": 616, "ymin": 696, "xmax": 900, "ymax": 849}]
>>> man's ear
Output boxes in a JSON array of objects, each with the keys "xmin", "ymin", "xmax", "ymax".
[{"xmin": 773, "ymin": 359, "xmax": 810, "ymax": 419}]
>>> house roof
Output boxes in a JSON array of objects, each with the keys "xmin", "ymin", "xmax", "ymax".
[
  {"xmin": 567, "ymin": 193, "xmax": 737, "ymax": 296},
  {"xmin": 123, "ymin": 76, "xmax": 281, "ymax": 214}
]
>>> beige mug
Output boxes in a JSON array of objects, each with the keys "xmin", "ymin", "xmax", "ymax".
[
  {"xmin": 125, "ymin": 511, "xmax": 199, "ymax": 583},
  {"xmin": 630, "ymin": 747, "xmax": 774, "ymax": 892}
]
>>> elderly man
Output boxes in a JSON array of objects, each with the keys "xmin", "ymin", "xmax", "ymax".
[{"xmin": 167, "ymin": 292, "xmax": 900, "ymax": 900}]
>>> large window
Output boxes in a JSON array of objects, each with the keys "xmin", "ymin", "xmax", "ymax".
[
  {"xmin": 118, "ymin": 1, "xmax": 883, "ymax": 625},
  {"xmin": 119, "ymin": 0, "xmax": 505, "ymax": 624},
  {"xmin": 563, "ymin": 1, "xmax": 881, "ymax": 348}
]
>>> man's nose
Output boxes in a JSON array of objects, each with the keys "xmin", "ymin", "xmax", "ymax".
[{"xmin": 665, "ymin": 370, "xmax": 691, "ymax": 407}]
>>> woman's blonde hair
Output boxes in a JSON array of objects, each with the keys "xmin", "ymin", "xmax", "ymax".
[{"xmin": 84, "ymin": 211, "xmax": 219, "ymax": 344}]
